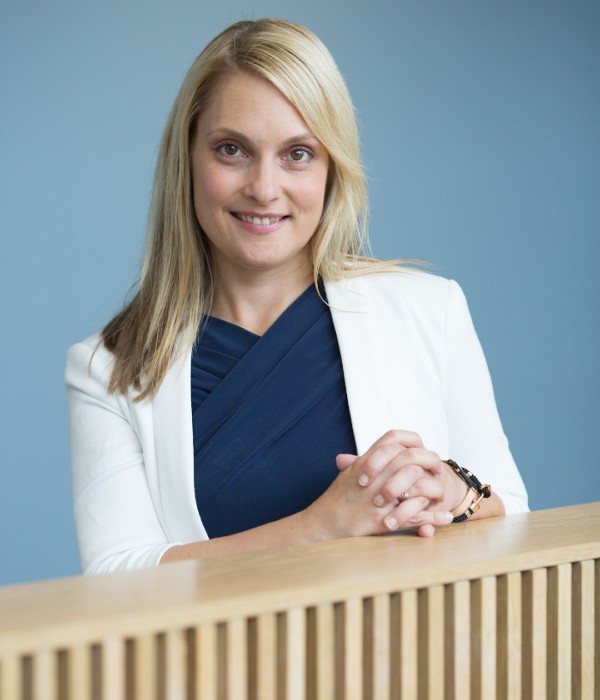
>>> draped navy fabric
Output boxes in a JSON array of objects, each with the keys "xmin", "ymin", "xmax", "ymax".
[{"xmin": 191, "ymin": 284, "xmax": 357, "ymax": 538}]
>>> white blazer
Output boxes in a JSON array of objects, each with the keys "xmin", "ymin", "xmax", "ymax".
[{"xmin": 66, "ymin": 271, "xmax": 528, "ymax": 574}]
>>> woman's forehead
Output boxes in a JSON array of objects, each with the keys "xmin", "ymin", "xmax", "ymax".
[{"xmin": 197, "ymin": 72, "xmax": 318, "ymax": 145}]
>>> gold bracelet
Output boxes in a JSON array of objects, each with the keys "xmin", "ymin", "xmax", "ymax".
[
  {"xmin": 443, "ymin": 459, "xmax": 492, "ymax": 523},
  {"xmin": 451, "ymin": 486, "xmax": 478, "ymax": 519}
]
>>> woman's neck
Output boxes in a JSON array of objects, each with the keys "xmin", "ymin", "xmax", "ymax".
[{"xmin": 209, "ymin": 263, "xmax": 314, "ymax": 336}]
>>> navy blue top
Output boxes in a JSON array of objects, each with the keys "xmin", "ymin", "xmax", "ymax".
[{"xmin": 191, "ymin": 284, "xmax": 357, "ymax": 538}]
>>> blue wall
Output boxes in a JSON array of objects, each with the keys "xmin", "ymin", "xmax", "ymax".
[{"xmin": 1, "ymin": 0, "xmax": 598, "ymax": 585}]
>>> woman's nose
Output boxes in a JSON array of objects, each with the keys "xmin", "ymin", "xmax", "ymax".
[{"xmin": 243, "ymin": 159, "xmax": 282, "ymax": 204}]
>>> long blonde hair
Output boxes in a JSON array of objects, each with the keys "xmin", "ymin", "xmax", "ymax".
[{"xmin": 102, "ymin": 18, "xmax": 383, "ymax": 400}]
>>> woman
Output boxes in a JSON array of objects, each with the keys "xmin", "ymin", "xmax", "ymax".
[{"xmin": 66, "ymin": 18, "xmax": 528, "ymax": 575}]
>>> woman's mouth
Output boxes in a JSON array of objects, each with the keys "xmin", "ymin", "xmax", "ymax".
[
  {"xmin": 230, "ymin": 211, "xmax": 289, "ymax": 233},
  {"xmin": 232, "ymin": 212, "xmax": 288, "ymax": 225}
]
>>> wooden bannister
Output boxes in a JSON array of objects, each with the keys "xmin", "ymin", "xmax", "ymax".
[{"xmin": 0, "ymin": 502, "xmax": 598, "ymax": 699}]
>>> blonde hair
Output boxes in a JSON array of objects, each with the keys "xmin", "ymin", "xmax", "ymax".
[{"xmin": 102, "ymin": 18, "xmax": 387, "ymax": 400}]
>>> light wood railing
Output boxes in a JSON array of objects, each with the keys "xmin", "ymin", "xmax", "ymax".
[{"xmin": 1, "ymin": 503, "xmax": 598, "ymax": 699}]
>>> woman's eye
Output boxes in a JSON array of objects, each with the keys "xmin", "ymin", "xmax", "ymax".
[
  {"xmin": 288, "ymin": 148, "xmax": 312, "ymax": 163},
  {"xmin": 218, "ymin": 143, "xmax": 241, "ymax": 157}
]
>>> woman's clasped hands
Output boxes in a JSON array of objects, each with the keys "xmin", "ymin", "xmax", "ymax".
[{"xmin": 303, "ymin": 430, "xmax": 461, "ymax": 540}]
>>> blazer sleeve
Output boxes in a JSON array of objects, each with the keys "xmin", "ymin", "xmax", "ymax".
[
  {"xmin": 443, "ymin": 281, "xmax": 528, "ymax": 514},
  {"xmin": 65, "ymin": 339, "xmax": 175, "ymax": 574}
]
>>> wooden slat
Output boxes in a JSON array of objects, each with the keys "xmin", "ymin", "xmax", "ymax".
[
  {"xmin": 372, "ymin": 594, "xmax": 390, "ymax": 699},
  {"xmin": 548, "ymin": 564, "xmax": 572, "ymax": 700},
  {"xmin": 101, "ymin": 638, "xmax": 125, "ymax": 700},
  {"xmin": 0, "ymin": 656, "xmax": 21, "ymax": 700},
  {"xmin": 163, "ymin": 630, "xmax": 186, "ymax": 700},
  {"xmin": 445, "ymin": 580, "xmax": 470, "ymax": 700},
  {"xmin": 522, "ymin": 568, "xmax": 547, "ymax": 699},
  {"xmin": 32, "ymin": 650, "xmax": 57, "ymax": 700},
  {"xmin": 64, "ymin": 645, "xmax": 91, "ymax": 700},
  {"xmin": 315, "ymin": 603, "xmax": 335, "ymax": 700},
  {"xmin": 131, "ymin": 634, "xmax": 155, "ymax": 700},
  {"xmin": 496, "ymin": 572, "xmax": 521, "ymax": 700},
  {"xmin": 572, "ymin": 560, "xmax": 594, "ymax": 699},
  {"xmin": 398, "ymin": 589, "xmax": 417, "ymax": 700},
  {"xmin": 256, "ymin": 614, "xmax": 277, "ymax": 700},
  {"xmin": 471, "ymin": 576, "xmax": 496, "ymax": 700},
  {"xmin": 418, "ymin": 584, "xmax": 444, "ymax": 700},
  {"xmin": 226, "ymin": 619, "xmax": 247, "ymax": 700},
  {"xmin": 197, "ymin": 625, "xmax": 218, "ymax": 700},
  {"xmin": 282, "ymin": 608, "xmax": 305, "ymax": 700},
  {"xmin": 343, "ymin": 598, "xmax": 362, "ymax": 700}
]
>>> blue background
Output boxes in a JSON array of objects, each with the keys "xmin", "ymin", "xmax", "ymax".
[{"xmin": 1, "ymin": 0, "xmax": 598, "ymax": 585}]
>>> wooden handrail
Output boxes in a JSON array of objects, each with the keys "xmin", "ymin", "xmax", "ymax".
[{"xmin": 1, "ymin": 502, "xmax": 598, "ymax": 698}]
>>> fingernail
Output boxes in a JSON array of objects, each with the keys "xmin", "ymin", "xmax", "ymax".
[
  {"xmin": 374, "ymin": 494, "xmax": 385, "ymax": 507},
  {"xmin": 358, "ymin": 473, "xmax": 369, "ymax": 486},
  {"xmin": 385, "ymin": 516, "xmax": 397, "ymax": 530},
  {"xmin": 443, "ymin": 512, "xmax": 453, "ymax": 524}
]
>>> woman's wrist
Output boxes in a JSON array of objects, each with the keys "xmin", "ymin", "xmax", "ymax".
[
  {"xmin": 450, "ymin": 486, "xmax": 478, "ymax": 518},
  {"xmin": 298, "ymin": 500, "xmax": 337, "ymax": 543},
  {"xmin": 443, "ymin": 461, "xmax": 470, "ymax": 511},
  {"xmin": 442, "ymin": 459, "xmax": 492, "ymax": 522}
]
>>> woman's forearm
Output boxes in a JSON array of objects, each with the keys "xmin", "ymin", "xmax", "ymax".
[{"xmin": 160, "ymin": 510, "xmax": 316, "ymax": 563}]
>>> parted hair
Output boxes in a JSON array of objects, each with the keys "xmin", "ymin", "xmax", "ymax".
[{"xmin": 101, "ymin": 18, "xmax": 378, "ymax": 400}]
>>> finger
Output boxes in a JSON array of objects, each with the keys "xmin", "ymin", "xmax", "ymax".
[
  {"xmin": 369, "ymin": 429, "xmax": 424, "ymax": 451},
  {"xmin": 374, "ymin": 450, "xmax": 442, "ymax": 504},
  {"xmin": 382, "ymin": 500, "xmax": 451, "ymax": 532},
  {"xmin": 356, "ymin": 442, "xmax": 406, "ymax": 486},
  {"xmin": 372, "ymin": 464, "xmax": 426, "ymax": 507},
  {"xmin": 356, "ymin": 430, "xmax": 424, "ymax": 486},
  {"xmin": 401, "ymin": 475, "xmax": 445, "ymax": 503},
  {"xmin": 335, "ymin": 453, "xmax": 357, "ymax": 472},
  {"xmin": 409, "ymin": 510, "xmax": 453, "ymax": 527},
  {"xmin": 414, "ymin": 502, "xmax": 458, "ymax": 535},
  {"xmin": 418, "ymin": 524, "xmax": 436, "ymax": 537},
  {"xmin": 382, "ymin": 496, "xmax": 430, "ymax": 531}
]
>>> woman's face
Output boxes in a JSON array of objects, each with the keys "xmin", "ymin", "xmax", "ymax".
[{"xmin": 191, "ymin": 71, "xmax": 329, "ymax": 282}]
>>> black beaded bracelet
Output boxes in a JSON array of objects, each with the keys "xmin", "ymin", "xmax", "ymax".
[{"xmin": 443, "ymin": 459, "xmax": 492, "ymax": 523}]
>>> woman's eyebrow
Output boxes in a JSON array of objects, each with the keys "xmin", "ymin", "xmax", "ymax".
[
  {"xmin": 280, "ymin": 132, "xmax": 319, "ymax": 146},
  {"xmin": 205, "ymin": 128, "xmax": 319, "ymax": 146}
]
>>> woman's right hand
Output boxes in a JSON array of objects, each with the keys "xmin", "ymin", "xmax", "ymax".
[{"xmin": 301, "ymin": 430, "xmax": 453, "ymax": 540}]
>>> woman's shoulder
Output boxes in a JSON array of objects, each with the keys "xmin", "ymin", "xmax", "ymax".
[
  {"xmin": 66, "ymin": 331, "xmax": 111, "ymax": 366},
  {"xmin": 325, "ymin": 267, "xmax": 460, "ymax": 311},
  {"xmin": 65, "ymin": 332, "xmax": 117, "ymax": 392}
]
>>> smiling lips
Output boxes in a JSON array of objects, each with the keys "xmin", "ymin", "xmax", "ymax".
[
  {"xmin": 236, "ymin": 212, "xmax": 286, "ymax": 224},
  {"xmin": 231, "ymin": 211, "xmax": 289, "ymax": 233}
]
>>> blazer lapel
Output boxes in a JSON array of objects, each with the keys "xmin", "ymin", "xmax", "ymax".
[
  {"xmin": 152, "ymin": 349, "xmax": 208, "ymax": 542},
  {"xmin": 325, "ymin": 276, "xmax": 431, "ymax": 455},
  {"xmin": 325, "ymin": 278, "xmax": 391, "ymax": 454}
]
